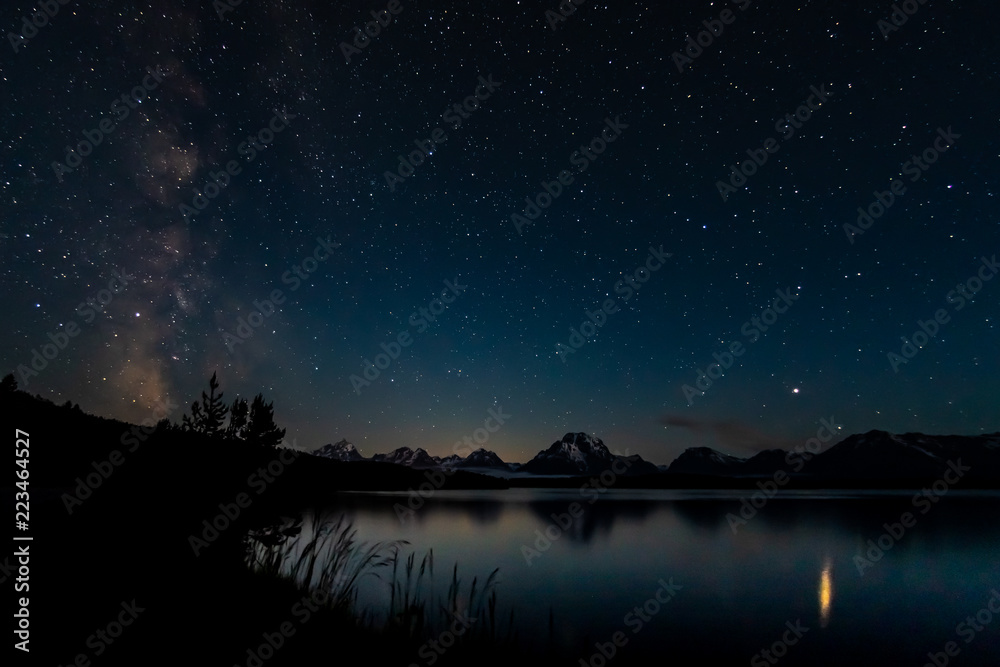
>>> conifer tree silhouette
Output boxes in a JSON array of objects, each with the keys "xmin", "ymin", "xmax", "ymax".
[
  {"xmin": 225, "ymin": 397, "xmax": 249, "ymax": 440},
  {"xmin": 245, "ymin": 393, "xmax": 286, "ymax": 448},
  {"xmin": 181, "ymin": 372, "xmax": 229, "ymax": 437}
]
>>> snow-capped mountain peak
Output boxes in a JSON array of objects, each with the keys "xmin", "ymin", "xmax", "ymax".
[
  {"xmin": 520, "ymin": 432, "xmax": 620, "ymax": 474},
  {"xmin": 312, "ymin": 438, "xmax": 365, "ymax": 462},
  {"xmin": 459, "ymin": 448, "xmax": 506, "ymax": 468},
  {"xmin": 371, "ymin": 446, "xmax": 440, "ymax": 468}
]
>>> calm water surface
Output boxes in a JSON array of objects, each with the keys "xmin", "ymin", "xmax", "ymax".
[{"xmin": 276, "ymin": 489, "xmax": 1000, "ymax": 666}]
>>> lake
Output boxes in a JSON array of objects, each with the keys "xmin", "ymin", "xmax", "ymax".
[{"xmin": 268, "ymin": 488, "xmax": 1000, "ymax": 666}]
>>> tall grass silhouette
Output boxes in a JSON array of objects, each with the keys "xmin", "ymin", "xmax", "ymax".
[{"xmin": 243, "ymin": 510, "xmax": 518, "ymax": 653}]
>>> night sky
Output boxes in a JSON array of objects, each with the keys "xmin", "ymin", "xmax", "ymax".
[{"xmin": 2, "ymin": 0, "xmax": 997, "ymax": 465}]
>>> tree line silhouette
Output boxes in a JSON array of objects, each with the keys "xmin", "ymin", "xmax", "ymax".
[
  {"xmin": 2, "ymin": 369, "xmax": 286, "ymax": 449},
  {"xmin": 179, "ymin": 371, "xmax": 286, "ymax": 448}
]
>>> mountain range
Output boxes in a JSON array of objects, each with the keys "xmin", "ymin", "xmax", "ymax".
[
  {"xmin": 311, "ymin": 430, "xmax": 1000, "ymax": 484},
  {"xmin": 313, "ymin": 438, "xmax": 518, "ymax": 471},
  {"xmin": 661, "ymin": 430, "xmax": 1000, "ymax": 480},
  {"xmin": 311, "ymin": 432, "xmax": 661, "ymax": 476}
]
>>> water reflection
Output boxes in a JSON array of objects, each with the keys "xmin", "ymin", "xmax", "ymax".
[
  {"xmin": 819, "ymin": 556, "xmax": 833, "ymax": 628},
  {"xmin": 271, "ymin": 489, "xmax": 1000, "ymax": 665}
]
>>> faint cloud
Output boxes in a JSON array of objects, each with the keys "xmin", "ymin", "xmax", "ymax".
[{"xmin": 660, "ymin": 415, "xmax": 797, "ymax": 454}]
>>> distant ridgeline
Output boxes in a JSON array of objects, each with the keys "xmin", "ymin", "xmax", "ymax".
[{"xmin": 2, "ymin": 379, "xmax": 999, "ymax": 492}]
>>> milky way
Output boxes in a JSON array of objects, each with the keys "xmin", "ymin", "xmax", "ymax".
[{"xmin": 2, "ymin": 0, "xmax": 997, "ymax": 465}]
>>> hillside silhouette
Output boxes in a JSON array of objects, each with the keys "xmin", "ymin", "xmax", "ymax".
[{"xmin": 0, "ymin": 377, "xmax": 515, "ymax": 666}]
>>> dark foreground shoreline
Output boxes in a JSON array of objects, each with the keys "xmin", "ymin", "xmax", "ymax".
[{"xmin": 5, "ymin": 390, "xmax": 1000, "ymax": 666}]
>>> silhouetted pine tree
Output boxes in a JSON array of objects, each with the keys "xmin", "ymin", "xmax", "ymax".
[
  {"xmin": 225, "ymin": 397, "xmax": 249, "ymax": 440},
  {"xmin": 181, "ymin": 372, "xmax": 229, "ymax": 437},
  {"xmin": 245, "ymin": 394, "xmax": 285, "ymax": 448}
]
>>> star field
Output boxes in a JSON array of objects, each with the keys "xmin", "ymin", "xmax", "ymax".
[{"xmin": 1, "ymin": 0, "xmax": 997, "ymax": 464}]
